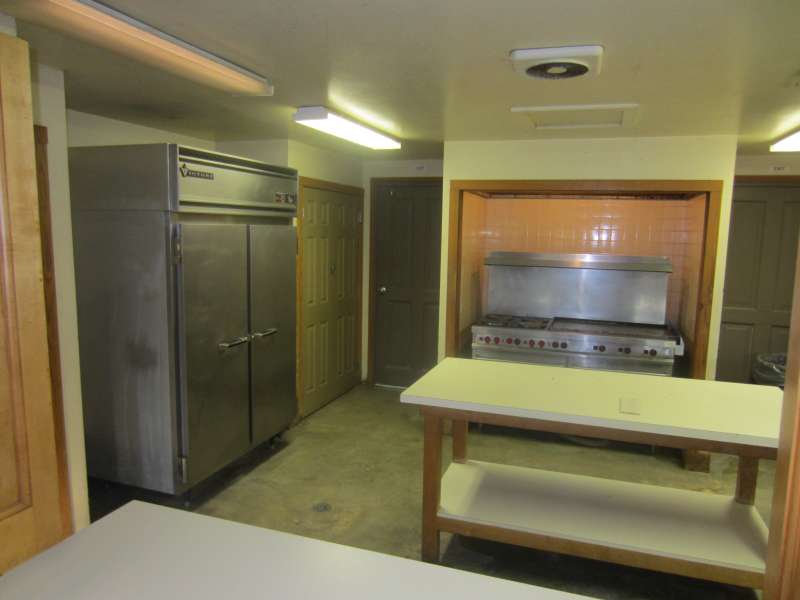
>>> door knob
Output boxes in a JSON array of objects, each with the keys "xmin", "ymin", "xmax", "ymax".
[{"xmin": 378, "ymin": 286, "xmax": 387, "ymax": 295}]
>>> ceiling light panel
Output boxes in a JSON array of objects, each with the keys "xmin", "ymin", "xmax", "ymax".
[
  {"xmin": 771, "ymin": 131, "xmax": 800, "ymax": 152},
  {"xmin": 293, "ymin": 107, "xmax": 401, "ymax": 150},
  {"xmin": 6, "ymin": 0, "xmax": 272, "ymax": 95}
]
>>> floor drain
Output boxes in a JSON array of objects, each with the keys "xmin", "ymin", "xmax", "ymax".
[{"xmin": 312, "ymin": 502, "xmax": 331, "ymax": 513}]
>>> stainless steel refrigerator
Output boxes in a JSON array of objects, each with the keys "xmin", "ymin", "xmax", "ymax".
[{"xmin": 71, "ymin": 144, "xmax": 297, "ymax": 494}]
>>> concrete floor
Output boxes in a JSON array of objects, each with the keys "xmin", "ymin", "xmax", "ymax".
[{"xmin": 196, "ymin": 383, "xmax": 773, "ymax": 600}]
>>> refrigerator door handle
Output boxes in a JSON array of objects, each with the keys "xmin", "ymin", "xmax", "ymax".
[
  {"xmin": 217, "ymin": 335, "xmax": 251, "ymax": 352},
  {"xmin": 251, "ymin": 328, "xmax": 278, "ymax": 340}
]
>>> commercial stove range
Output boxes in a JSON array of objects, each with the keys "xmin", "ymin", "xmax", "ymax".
[
  {"xmin": 472, "ymin": 314, "xmax": 683, "ymax": 376},
  {"xmin": 471, "ymin": 252, "xmax": 684, "ymax": 376}
]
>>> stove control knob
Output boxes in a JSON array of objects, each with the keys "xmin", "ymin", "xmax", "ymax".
[
  {"xmin": 649, "ymin": 349, "xmax": 657, "ymax": 357},
  {"xmin": 618, "ymin": 347, "xmax": 623, "ymax": 353},
  {"xmin": 538, "ymin": 340, "xmax": 545, "ymax": 348},
  {"xmin": 514, "ymin": 338, "xmax": 521, "ymax": 345},
  {"xmin": 560, "ymin": 342, "xmax": 568, "ymax": 349},
  {"xmin": 493, "ymin": 337, "xmax": 500, "ymax": 344},
  {"xmin": 552, "ymin": 341, "xmax": 559, "ymax": 349},
  {"xmin": 506, "ymin": 337, "xmax": 513, "ymax": 345},
  {"xmin": 624, "ymin": 347, "xmax": 631, "ymax": 354},
  {"xmin": 599, "ymin": 345, "xmax": 606, "ymax": 352},
  {"xmin": 529, "ymin": 340, "xmax": 535, "ymax": 347}
]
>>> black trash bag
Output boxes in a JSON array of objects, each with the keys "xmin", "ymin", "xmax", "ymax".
[{"xmin": 752, "ymin": 353, "xmax": 787, "ymax": 387}]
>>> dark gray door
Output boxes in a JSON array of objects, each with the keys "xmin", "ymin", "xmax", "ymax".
[
  {"xmin": 250, "ymin": 224, "xmax": 297, "ymax": 445},
  {"xmin": 373, "ymin": 180, "xmax": 442, "ymax": 387},
  {"xmin": 717, "ymin": 182, "xmax": 800, "ymax": 382},
  {"xmin": 178, "ymin": 223, "xmax": 250, "ymax": 485}
]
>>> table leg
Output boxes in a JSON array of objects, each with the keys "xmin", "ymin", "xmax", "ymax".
[
  {"xmin": 735, "ymin": 456, "xmax": 759, "ymax": 505},
  {"xmin": 422, "ymin": 413, "xmax": 443, "ymax": 563},
  {"xmin": 452, "ymin": 419, "xmax": 468, "ymax": 463}
]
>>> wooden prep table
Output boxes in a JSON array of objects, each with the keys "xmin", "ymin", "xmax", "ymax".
[
  {"xmin": 0, "ymin": 501, "xmax": 590, "ymax": 600},
  {"xmin": 401, "ymin": 358, "xmax": 782, "ymax": 589}
]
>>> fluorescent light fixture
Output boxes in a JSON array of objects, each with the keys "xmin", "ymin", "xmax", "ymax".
[
  {"xmin": 293, "ymin": 106, "xmax": 401, "ymax": 150},
  {"xmin": 8, "ymin": 0, "xmax": 272, "ymax": 95},
  {"xmin": 771, "ymin": 131, "xmax": 800, "ymax": 152}
]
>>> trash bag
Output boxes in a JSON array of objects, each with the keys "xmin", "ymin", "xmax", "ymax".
[{"xmin": 752, "ymin": 353, "xmax": 787, "ymax": 388}]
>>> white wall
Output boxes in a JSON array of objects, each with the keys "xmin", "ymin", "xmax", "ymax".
[
  {"xmin": 442, "ymin": 136, "xmax": 739, "ymax": 379},
  {"xmin": 67, "ymin": 110, "xmax": 216, "ymax": 149},
  {"xmin": 360, "ymin": 159, "xmax": 444, "ymax": 376},
  {"xmin": 735, "ymin": 153, "xmax": 800, "ymax": 175}
]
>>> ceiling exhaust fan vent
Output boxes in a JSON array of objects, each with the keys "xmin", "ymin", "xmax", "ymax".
[
  {"xmin": 526, "ymin": 62, "xmax": 589, "ymax": 80},
  {"xmin": 511, "ymin": 45, "xmax": 603, "ymax": 79}
]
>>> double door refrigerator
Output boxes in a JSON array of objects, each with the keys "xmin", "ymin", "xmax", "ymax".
[{"xmin": 71, "ymin": 144, "xmax": 297, "ymax": 494}]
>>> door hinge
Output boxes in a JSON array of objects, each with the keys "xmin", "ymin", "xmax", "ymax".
[
  {"xmin": 357, "ymin": 210, "xmax": 363, "ymax": 224},
  {"xmin": 172, "ymin": 229, "xmax": 183, "ymax": 264},
  {"xmin": 177, "ymin": 456, "xmax": 188, "ymax": 484}
]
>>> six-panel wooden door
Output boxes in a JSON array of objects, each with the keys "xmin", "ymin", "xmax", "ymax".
[{"xmin": 298, "ymin": 180, "xmax": 363, "ymax": 416}]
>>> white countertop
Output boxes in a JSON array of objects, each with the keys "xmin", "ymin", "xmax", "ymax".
[
  {"xmin": 0, "ymin": 501, "xmax": 591, "ymax": 599},
  {"xmin": 401, "ymin": 358, "xmax": 781, "ymax": 448}
]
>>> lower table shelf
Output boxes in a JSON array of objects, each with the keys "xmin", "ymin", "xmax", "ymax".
[{"xmin": 438, "ymin": 461, "xmax": 768, "ymax": 588}]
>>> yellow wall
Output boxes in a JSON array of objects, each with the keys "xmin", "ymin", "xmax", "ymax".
[
  {"xmin": 441, "ymin": 135, "xmax": 739, "ymax": 379},
  {"xmin": 67, "ymin": 110, "xmax": 216, "ymax": 149},
  {"xmin": 288, "ymin": 140, "xmax": 362, "ymax": 187},
  {"xmin": 736, "ymin": 153, "xmax": 800, "ymax": 175}
]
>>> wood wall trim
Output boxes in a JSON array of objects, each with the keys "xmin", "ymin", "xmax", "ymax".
[
  {"xmin": 445, "ymin": 179, "xmax": 723, "ymax": 380},
  {"xmin": 447, "ymin": 179, "xmax": 724, "ymax": 195},
  {"xmin": 296, "ymin": 177, "xmax": 364, "ymax": 416},
  {"xmin": 32, "ymin": 125, "xmax": 72, "ymax": 536},
  {"xmin": 366, "ymin": 177, "xmax": 443, "ymax": 381},
  {"xmin": 765, "ymin": 246, "xmax": 800, "ymax": 599},
  {"xmin": 445, "ymin": 181, "xmax": 462, "ymax": 358},
  {"xmin": 690, "ymin": 189, "xmax": 721, "ymax": 379},
  {"xmin": 298, "ymin": 176, "xmax": 363, "ymax": 197},
  {"xmin": 735, "ymin": 175, "xmax": 800, "ymax": 185}
]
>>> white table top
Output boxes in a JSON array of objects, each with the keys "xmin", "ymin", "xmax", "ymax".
[
  {"xmin": 401, "ymin": 358, "xmax": 782, "ymax": 448},
  {"xmin": 0, "ymin": 501, "xmax": 591, "ymax": 599}
]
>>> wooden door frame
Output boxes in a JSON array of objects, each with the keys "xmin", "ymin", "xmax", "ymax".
[
  {"xmin": 296, "ymin": 177, "xmax": 364, "ymax": 417},
  {"xmin": 759, "ymin": 174, "xmax": 800, "ymax": 599},
  {"xmin": 366, "ymin": 177, "xmax": 444, "ymax": 383},
  {"xmin": 32, "ymin": 125, "xmax": 72, "ymax": 537},
  {"xmin": 735, "ymin": 175, "xmax": 800, "ymax": 185},
  {"xmin": 445, "ymin": 179, "xmax": 723, "ymax": 379}
]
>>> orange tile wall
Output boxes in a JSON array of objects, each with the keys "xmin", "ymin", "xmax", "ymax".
[{"xmin": 476, "ymin": 196, "xmax": 706, "ymax": 328}]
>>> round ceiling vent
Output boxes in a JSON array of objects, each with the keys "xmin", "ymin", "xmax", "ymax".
[
  {"xmin": 510, "ymin": 46, "xmax": 603, "ymax": 80},
  {"xmin": 526, "ymin": 61, "xmax": 589, "ymax": 79}
]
